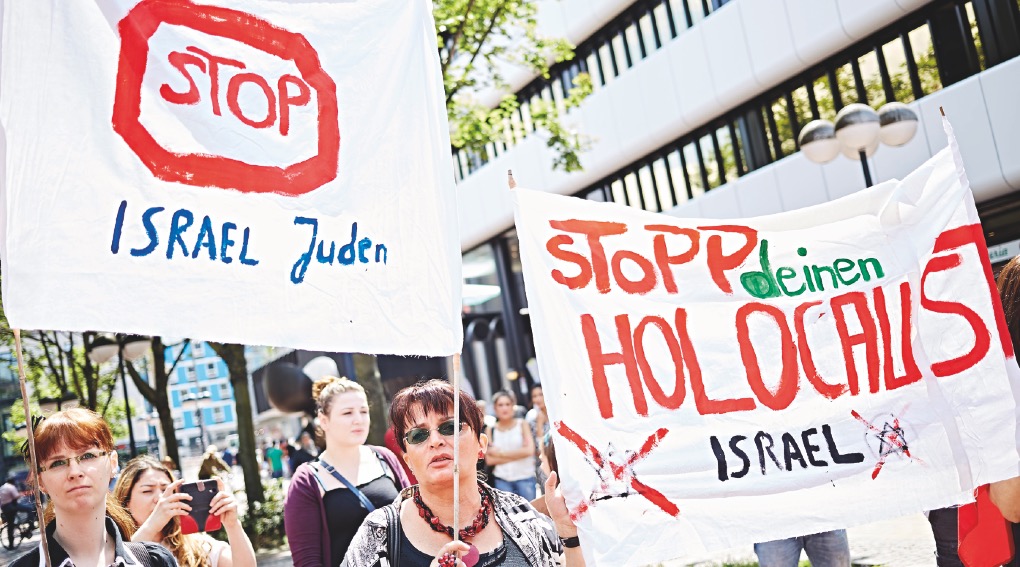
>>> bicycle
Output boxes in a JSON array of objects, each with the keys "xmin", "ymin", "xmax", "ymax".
[{"xmin": 2, "ymin": 498, "xmax": 37, "ymax": 551}]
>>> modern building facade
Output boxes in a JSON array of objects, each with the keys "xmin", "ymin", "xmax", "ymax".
[
  {"xmin": 455, "ymin": 0, "xmax": 1020, "ymax": 400},
  {"xmin": 162, "ymin": 341, "xmax": 241, "ymax": 454}
]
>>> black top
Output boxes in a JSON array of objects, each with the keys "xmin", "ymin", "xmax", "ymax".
[
  {"xmin": 397, "ymin": 528, "xmax": 530, "ymax": 567},
  {"xmin": 11, "ymin": 516, "xmax": 177, "ymax": 567},
  {"xmin": 325, "ymin": 474, "xmax": 400, "ymax": 567}
]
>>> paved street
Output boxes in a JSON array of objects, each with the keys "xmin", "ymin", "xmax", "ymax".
[{"xmin": 3, "ymin": 511, "xmax": 939, "ymax": 566}]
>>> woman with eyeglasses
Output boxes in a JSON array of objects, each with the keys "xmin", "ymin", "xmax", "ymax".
[
  {"xmin": 286, "ymin": 376, "xmax": 410, "ymax": 567},
  {"xmin": 342, "ymin": 379, "xmax": 585, "ymax": 567},
  {"xmin": 113, "ymin": 455, "xmax": 257, "ymax": 567},
  {"xmin": 10, "ymin": 407, "xmax": 177, "ymax": 567}
]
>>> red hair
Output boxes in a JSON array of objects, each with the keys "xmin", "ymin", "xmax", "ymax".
[{"xmin": 33, "ymin": 407, "xmax": 115, "ymax": 466}]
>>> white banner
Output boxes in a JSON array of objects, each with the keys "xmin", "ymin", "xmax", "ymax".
[
  {"xmin": 514, "ymin": 131, "xmax": 1020, "ymax": 565},
  {"xmin": 0, "ymin": 0, "xmax": 462, "ymax": 355}
]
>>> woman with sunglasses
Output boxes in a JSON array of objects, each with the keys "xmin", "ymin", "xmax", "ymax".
[
  {"xmin": 11, "ymin": 408, "xmax": 177, "ymax": 567},
  {"xmin": 286, "ymin": 376, "xmax": 410, "ymax": 567},
  {"xmin": 342, "ymin": 379, "xmax": 585, "ymax": 567},
  {"xmin": 113, "ymin": 455, "xmax": 257, "ymax": 567}
]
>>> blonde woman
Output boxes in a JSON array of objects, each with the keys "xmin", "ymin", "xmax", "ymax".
[
  {"xmin": 113, "ymin": 455, "xmax": 256, "ymax": 567},
  {"xmin": 486, "ymin": 390, "xmax": 537, "ymax": 500},
  {"xmin": 285, "ymin": 376, "xmax": 410, "ymax": 567}
]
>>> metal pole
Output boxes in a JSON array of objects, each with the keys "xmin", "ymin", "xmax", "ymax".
[
  {"xmin": 858, "ymin": 149, "xmax": 874, "ymax": 187},
  {"xmin": 119, "ymin": 339, "xmax": 138, "ymax": 458}
]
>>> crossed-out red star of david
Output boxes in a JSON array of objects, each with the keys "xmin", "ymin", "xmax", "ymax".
[{"xmin": 555, "ymin": 421, "xmax": 680, "ymax": 521}]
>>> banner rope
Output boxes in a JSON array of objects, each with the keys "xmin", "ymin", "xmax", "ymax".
[{"xmin": 14, "ymin": 329, "xmax": 52, "ymax": 567}]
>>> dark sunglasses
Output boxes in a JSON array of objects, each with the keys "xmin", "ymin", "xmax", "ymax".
[{"xmin": 404, "ymin": 419, "xmax": 465, "ymax": 446}]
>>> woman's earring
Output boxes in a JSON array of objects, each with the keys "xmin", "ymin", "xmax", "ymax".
[{"xmin": 478, "ymin": 450, "xmax": 484, "ymax": 459}]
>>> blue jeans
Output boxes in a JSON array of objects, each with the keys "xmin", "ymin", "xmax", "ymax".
[
  {"xmin": 754, "ymin": 529, "xmax": 851, "ymax": 567},
  {"xmin": 494, "ymin": 477, "xmax": 536, "ymax": 501}
]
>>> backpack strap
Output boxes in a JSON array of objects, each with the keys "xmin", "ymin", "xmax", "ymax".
[{"xmin": 126, "ymin": 542, "xmax": 155, "ymax": 567}]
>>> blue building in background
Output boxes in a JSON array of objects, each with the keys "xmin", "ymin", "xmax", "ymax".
[{"xmin": 163, "ymin": 341, "xmax": 240, "ymax": 455}]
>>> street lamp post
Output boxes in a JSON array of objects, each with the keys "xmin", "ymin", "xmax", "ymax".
[
  {"xmin": 87, "ymin": 334, "xmax": 150, "ymax": 457},
  {"xmin": 182, "ymin": 390, "xmax": 212, "ymax": 453},
  {"xmin": 798, "ymin": 102, "xmax": 920, "ymax": 188}
]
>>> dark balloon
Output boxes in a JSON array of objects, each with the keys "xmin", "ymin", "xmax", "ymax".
[{"xmin": 265, "ymin": 362, "xmax": 315, "ymax": 413}]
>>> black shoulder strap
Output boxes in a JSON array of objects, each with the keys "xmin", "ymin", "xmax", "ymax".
[
  {"xmin": 127, "ymin": 542, "xmax": 155, "ymax": 567},
  {"xmin": 382, "ymin": 504, "xmax": 401, "ymax": 567}
]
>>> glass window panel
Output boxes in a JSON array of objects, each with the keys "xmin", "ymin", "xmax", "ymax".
[
  {"xmin": 909, "ymin": 25, "xmax": 942, "ymax": 95},
  {"xmin": 760, "ymin": 107, "xmax": 778, "ymax": 161},
  {"xmin": 653, "ymin": 4, "xmax": 673, "ymax": 43},
  {"xmin": 857, "ymin": 50, "xmax": 883, "ymax": 105},
  {"xmin": 964, "ymin": 2, "xmax": 987, "ymax": 71},
  {"xmin": 611, "ymin": 179, "xmax": 627, "ymax": 204},
  {"xmin": 623, "ymin": 172, "xmax": 642, "ymax": 208},
  {"xmin": 668, "ymin": 0, "xmax": 689, "ymax": 33},
  {"xmin": 586, "ymin": 52, "xmax": 604, "ymax": 89},
  {"xmin": 730, "ymin": 120, "xmax": 747, "ymax": 175},
  {"xmin": 653, "ymin": 157, "xmax": 676, "ymax": 209},
  {"xmin": 585, "ymin": 186, "xmax": 609, "ymax": 202},
  {"xmin": 625, "ymin": 24, "xmax": 643, "ymax": 62},
  {"xmin": 521, "ymin": 100, "xmax": 534, "ymax": 132},
  {"xmin": 551, "ymin": 77, "xmax": 566, "ymax": 115},
  {"xmin": 598, "ymin": 43, "xmax": 617, "ymax": 83},
  {"xmin": 833, "ymin": 63, "xmax": 859, "ymax": 106},
  {"xmin": 699, "ymin": 135, "xmax": 721, "ymax": 189},
  {"xmin": 715, "ymin": 126, "xmax": 738, "ymax": 183},
  {"xmin": 811, "ymin": 75, "xmax": 837, "ymax": 121},
  {"xmin": 612, "ymin": 34, "xmax": 630, "ymax": 72},
  {"xmin": 689, "ymin": 0, "xmax": 708, "ymax": 25},
  {"xmin": 667, "ymin": 150, "xmax": 690, "ymax": 201},
  {"xmin": 770, "ymin": 98, "xmax": 795, "ymax": 157},
  {"xmin": 683, "ymin": 143, "xmax": 705, "ymax": 197},
  {"xmin": 639, "ymin": 13, "xmax": 658, "ymax": 53},
  {"xmin": 638, "ymin": 165, "xmax": 659, "ymax": 211},
  {"xmin": 789, "ymin": 86, "xmax": 812, "ymax": 142},
  {"xmin": 509, "ymin": 108, "xmax": 524, "ymax": 144},
  {"xmin": 882, "ymin": 38, "xmax": 915, "ymax": 103}
]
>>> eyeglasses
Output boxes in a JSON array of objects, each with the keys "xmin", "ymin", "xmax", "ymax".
[
  {"xmin": 38, "ymin": 450, "xmax": 111, "ymax": 474},
  {"xmin": 403, "ymin": 419, "xmax": 465, "ymax": 446}
]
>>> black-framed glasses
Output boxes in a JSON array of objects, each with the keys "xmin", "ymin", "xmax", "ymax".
[
  {"xmin": 403, "ymin": 419, "xmax": 465, "ymax": 446},
  {"xmin": 38, "ymin": 450, "xmax": 111, "ymax": 473}
]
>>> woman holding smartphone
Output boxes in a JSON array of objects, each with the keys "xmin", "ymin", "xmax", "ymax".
[
  {"xmin": 286, "ymin": 376, "xmax": 410, "ymax": 567},
  {"xmin": 10, "ymin": 408, "xmax": 177, "ymax": 567},
  {"xmin": 113, "ymin": 455, "xmax": 257, "ymax": 567}
]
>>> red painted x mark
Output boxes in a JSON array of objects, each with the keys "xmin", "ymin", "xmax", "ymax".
[
  {"xmin": 851, "ymin": 408, "xmax": 923, "ymax": 479},
  {"xmin": 556, "ymin": 421, "xmax": 680, "ymax": 521}
]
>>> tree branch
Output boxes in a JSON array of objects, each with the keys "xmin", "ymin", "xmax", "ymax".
[
  {"xmin": 446, "ymin": 0, "xmax": 507, "ymax": 105},
  {"xmin": 441, "ymin": 0, "xmax": 479, "ymax": 77},
  {"xmin": 165, "ymin": 338, "xmax": 191, "ymax": 377}
]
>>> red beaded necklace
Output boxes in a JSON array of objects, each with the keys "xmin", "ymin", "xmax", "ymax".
[{"xmin": 412, "ymin": 484, "xmax": 492, "ymax": 541}]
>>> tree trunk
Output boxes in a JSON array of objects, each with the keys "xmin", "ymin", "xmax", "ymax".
[
  {"xmin": 210, "ymin": 343, "xmax": 264, "ymax": 503},
  {"xmin": 125, "ymin": 337, "xmax": 181, "ymax": 467},
  {"xmin": 157, "ymin": 396, "xmax": 180, "ymax": 467},
  {"xmin": 353, "ymin": 354, "xmax": 387, "ymax": 445}
]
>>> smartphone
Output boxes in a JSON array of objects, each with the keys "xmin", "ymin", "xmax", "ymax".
[{"xmin": 178, "ymin": 480, "xmax": 222, "ymax": 534}]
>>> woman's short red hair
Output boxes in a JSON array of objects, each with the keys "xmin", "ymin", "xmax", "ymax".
[
  {"xmin": 32, "ymin": 407, "xmax": 114, "ymax": 467},
  {"xmin": 389, "ymin": 379, "xmax": 484, "ymax": 452}
]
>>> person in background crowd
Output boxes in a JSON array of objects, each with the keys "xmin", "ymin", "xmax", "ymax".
[
  {"xmin": 384, "ymin": 424, "xmax": 418, "ymax": 485},
  {"xmin": 476, "ymin": 399, "xmax": 496, "ymax": 430},
  {"xmin": 289, "ymin": 435, "xmax": 316, "ymax": 474},
  {"xmin": 221, "ymin": 446, "xmax": 234, "ymax": 469},
  {"xmin": 198, "ymin": 445, "xmax": 231, "ymax": 480},
  {"xmin": 10, "ymin": 408, "xmax": 177, "ymax": 567},
  {"xmin": 115, "ymin": 455, "xmax": 256, "ymax": 567},
  {"xmin": 266, "ymin": 441, "xmax": 284, "ymax": 479},
  {"xmin": 486, "ymin": 390, "xmax": 538, "ymax": 500},
  {"xmin": 526, "ymin": 385, "xmax": 550, "ymax": 489},
  {"xmin": 992, "ymin": 255, "xmax": 1020, "ymax": 563},
  {"xmin": 285, "ymin": 376, "xmax": 410, "ymax": 567},
  {"xmin": 342, "ymin": 379, "xmax": 584, "ymax": 566},
  {"xmin": 1, "ymin": 475, "xmax": 20, "ymax": 549},
  {"xmin": 530, "ymin": 433, "xmax": 559, "ymax": 518},
  {"xmin": 753, "ymin": 530, "xmax": 851, "ymax": 567},
  {"xmin": 162, "ymin": 455, "xmax": 180, "ymax": 479},
  {"xmin": 299, "ymin": 431, "xmax": 319, "ymax": 457}
]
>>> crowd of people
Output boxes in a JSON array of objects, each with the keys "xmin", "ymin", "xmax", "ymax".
[{"xmin": 7, "ymin": 254, "xmax": 1020, "ymax": 567}]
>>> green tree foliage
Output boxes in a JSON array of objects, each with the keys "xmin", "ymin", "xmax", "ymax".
[{"xmin": 438, "ymin": 0, "xmax": 591, "ymax": 171}]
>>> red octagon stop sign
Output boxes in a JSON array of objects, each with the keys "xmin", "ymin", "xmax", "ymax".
[{"xmin": 112, "ymin": 0, "xmax": 339, "ymax": 196}]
